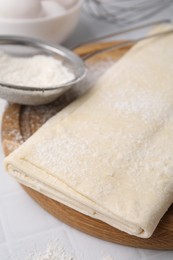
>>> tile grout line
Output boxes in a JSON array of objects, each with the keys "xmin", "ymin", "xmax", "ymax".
[
  {"xmin": 0, "ymin": 225, "xmax": 64, "ymax": 246},
  {"xmin": 62, "ymin": 225, "xmax": 87, "ymax": 260},
  {"xmin": 0, "ymin": 209, "xmax": 9, "ymax": 248},
  {"xmin": 0, "ymin": 189, "xmax": 24, "ymax": 199}
]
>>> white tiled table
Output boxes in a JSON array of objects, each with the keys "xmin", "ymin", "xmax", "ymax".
[{"xmin": 1, "ymin": 8, "xmax": 173, "ymax": 260}]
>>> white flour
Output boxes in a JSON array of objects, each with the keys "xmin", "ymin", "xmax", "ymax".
[
  {"xmin": 23, "ymin": 241, "xmax": 74, "ymax": 260},
  {"xmin": 20, "ymin": 239, "xmax": 114, "ymax": 260},
  {"xmin": 0, "ymin": 52, "xmax": 74, "ymax": 88}
]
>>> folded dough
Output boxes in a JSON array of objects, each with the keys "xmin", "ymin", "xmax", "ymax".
[{"xmin": 4, "ymin": 25, "xmax": 173, "ymax": 238}]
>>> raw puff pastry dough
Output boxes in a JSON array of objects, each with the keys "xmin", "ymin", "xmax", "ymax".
[{"xmin": 5, "ymin": 25, "xmax": 173, "ymax": 238}]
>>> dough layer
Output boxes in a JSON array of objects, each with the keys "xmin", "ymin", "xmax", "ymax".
[{"xmin": 5, "ymin": 25, "xmax": 173, "ymax": 238}]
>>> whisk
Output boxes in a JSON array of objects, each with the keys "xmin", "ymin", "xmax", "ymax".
[{"xmin": 83, "ymin": 0, "xmax": 173, "ymax": 26}]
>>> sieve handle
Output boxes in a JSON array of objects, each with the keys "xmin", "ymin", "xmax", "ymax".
[{"xmin": 82, "ymin": 28, "xmax": 173, "ymax": 61}]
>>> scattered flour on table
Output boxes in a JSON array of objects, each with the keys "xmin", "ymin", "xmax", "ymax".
[
  {"xmin": 23, "ymin": 241, "xmax": 74, "ymax": 260},
  {"xmin": 16, "ymin": 238, "xmax": 114, "ymax": 260},
  {"xmin": 0, "ymin": 52, "xmax": 74, "ymax": 88}
]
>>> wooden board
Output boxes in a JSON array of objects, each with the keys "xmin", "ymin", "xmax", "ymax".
[{"xmin": 2, "ymin": 42, "xmax": 173, "ymax": 250}]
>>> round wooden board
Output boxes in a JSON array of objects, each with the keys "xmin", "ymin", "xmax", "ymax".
[{"xmin": 2, "ymin": 42, "xmax": 173, "ymax": 250}]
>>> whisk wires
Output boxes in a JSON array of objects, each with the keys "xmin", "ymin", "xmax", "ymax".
[{"xmin": 84, "ymin": 0, "xmax": 173, "ymax": 25}]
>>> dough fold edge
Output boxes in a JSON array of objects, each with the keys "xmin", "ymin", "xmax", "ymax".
[{"xmin": 5, "ymin": 158, "xmax": 168, "ymax": 239}]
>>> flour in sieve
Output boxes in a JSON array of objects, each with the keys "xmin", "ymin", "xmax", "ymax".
[{"xmin": 0, "ymin": 52, "xmax": 74, "ymax": 88}]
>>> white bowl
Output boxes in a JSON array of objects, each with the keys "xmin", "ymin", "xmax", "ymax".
[{"xmin": 0, "ymin": 0, "xmax": 83, "ymax": 43}]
